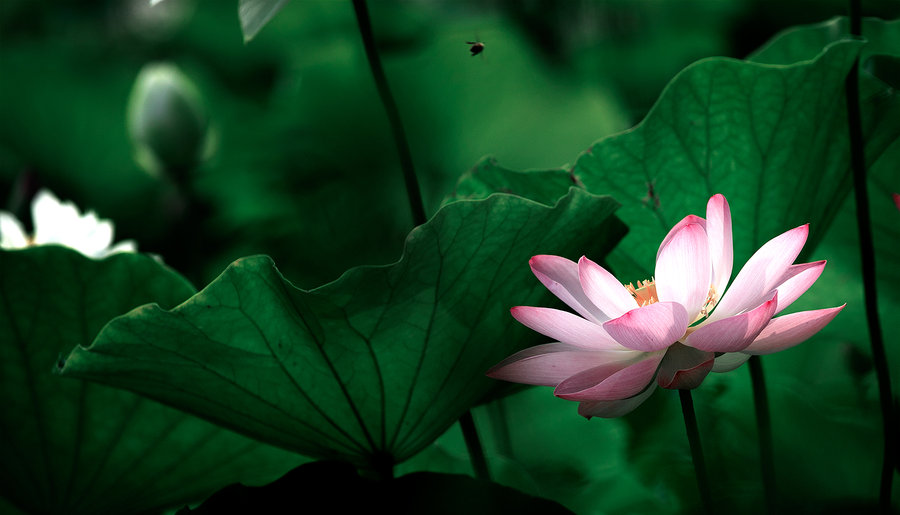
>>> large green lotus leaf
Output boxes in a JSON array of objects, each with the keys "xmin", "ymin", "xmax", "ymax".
[
  {"xmin": 59, "ymin": 189, "xmax": 625, "ymax": 469},
  {"xmin": 0, "ymin": 247, "xmax": 304, "ymax": 514},
  {"xmin": 569, "ymin": 34, "xmax": 895, "ymax": 280}
]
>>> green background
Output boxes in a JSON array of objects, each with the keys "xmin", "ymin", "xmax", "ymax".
[{"xmin": 2, "ymin": 1, "xmax": 900, "ymax": 513}]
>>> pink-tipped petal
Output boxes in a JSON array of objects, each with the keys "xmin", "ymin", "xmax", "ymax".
[
  {"xmin": 530, "ymin": 255, "xmax": 607, "ymax": 323},
  {"xmin": 486, "ymin": 343, "xmax": 641, "ymax": 387},
  {"xmin": 772, "ymin": 261, "xmax": 826, "ymax": 314},
  {"xmin": 656, "ymin": 214, "xmax": 707, "ymax": 263},
  {"xmin": 602, "ymin": 302, "xmax": 689, "ymax": 351},
  {"xmin": 555, "ymin": 352, "xmax": 664, "ymax": 401},
  {"xmin": 711, "ymin": 352, "xmax": 751, "ymax": 373},
  {"xmin": 578, "ymin": 256, "xmax": 638, "ymax": 319},
  {"xmin": 657, "ymin": 343, "xmax": 715, "ymax": 389},
  {"xmin": 705, "ymin": 194, "xmax": 733, "ymax": 301},
  {"xmin": 577, "ymin": 384, "xmax": 657, "ymax": 419},
  {"xmin": 743, "ymin": 305, "xmax": 845, "ymax": 355},
  {"xmin": 655, "ymin": 221, "xmax": 712, "ymax": 321},
  {"xmin": 511, "ymin": 306, "xmax": 625, "ymax": 350},
  {"xmin": 710, "ymin": 224, "xmax": 809, "ymax": 322},
  {"xmin": 893, "ymin": 193, "xmax": 900, "ymax": 211},
  {"xmin": 685, "ymin": 291, "xmax": 778, "ymax": 352}
]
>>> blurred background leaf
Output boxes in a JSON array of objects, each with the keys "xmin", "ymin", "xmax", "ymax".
[
  {"xmin": 6, "ymin": 1, "xmax": 896, "ymax": 290},
  {"xmin": 0, "ymin": 247, "xmax": 304, "ymax": 514},
  {"xmin": 238, "ymin": 0, "xmax": 290, "ymax": 42}
]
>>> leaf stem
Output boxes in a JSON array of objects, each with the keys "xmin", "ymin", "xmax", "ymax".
[
  {"xmin": 459, "ymin": 410, "xmax": 491, "ymax": 481},
  {"xmin": 350, "ymin": 0, "xmax": 427, "ymax": 227},
  {"xmin": 749, "ymin": 356, "xmax": 778, "ymax": 513},
  {"xmin": 488, "ymin": 398, "xmax": 514, "ymax": 458},
  {"xmin": 845, "ymin": 4, "xmax": 896, "ymax": 511},
  {"xmin": 679, "ymin": 389, "xmax": 712, "ymax": 514}
]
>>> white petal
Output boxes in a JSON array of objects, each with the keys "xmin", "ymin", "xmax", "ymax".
[
  {"xmin": 711, "ymin": 352, "xmax": 751, "ymax": 373},
  {"xmin": 486, "ymin": 343, "xmax": 641, "ymax": 387},
  {"xmin": 705, "ymin": 194, "xmax": 733, "ymax": 302},
  {"xmin": 0, "ymin": 212, "xmax": 28, "ymax": 248},
  {"xmin": 577, "ymin": 383, "xmax": 657, "ymax": 419},
  {"xmin": 79, "ymin": 216, "xmax": 114, "ymax": 257},
  {"xmin": 578, "ymin": 256, "xmax": 637, "ymax": 319},
  {"xmin": 529, "ymin": 255, "xmax": 606, "ymax": 323},
  {"xmin": 511, "ymin": 306, "xmax": 627, "ymax": 350},
  {"xmin": 106, "ymin": 240, "xmax": 138, "ymax": 255},
  {"xmin": 772, "ymin": 261, "xmax": 825, "ymax": 315},
  {"xmin": 32, "ymin": 190, "xmax": 79, "ymax": 245},
  {"xmin": 743, "ymin": 306, "xmax": 844, "ymax": 355},
  {"xmin": 655, "ymin": 217, "xmax": 712, "ymax": 321},
  {"xmin": 555, "ymin": 352, "xmax": 664, "ymax": 401},
  {"xmin": 684, "ymin": 291, "xmax": 778, "ymax": 352},
  {"xmin": 602, "ymin": 302, "xmax": 689, "ymax": 351},
  {"xmin": 709, "ymin": 225, "xmax": 808, "ymax": 322}
]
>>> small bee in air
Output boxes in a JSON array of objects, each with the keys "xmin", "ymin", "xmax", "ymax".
[{"xmin": 466, "ymin": 41, "xmax": 485, "ymax": 57}]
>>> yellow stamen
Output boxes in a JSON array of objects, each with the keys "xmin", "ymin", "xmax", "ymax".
[
  {"xmin": 699, "ymin": 286, "xmax": 718, "ymax": 318},
  {"xmin": 624, "ymin": 279, "xmax": 658, "ymax": 307}
]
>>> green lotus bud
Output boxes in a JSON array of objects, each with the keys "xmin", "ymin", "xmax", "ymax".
[{"xmin": 127, "ymin": 63, "xmax": 209, "ymax": 178}]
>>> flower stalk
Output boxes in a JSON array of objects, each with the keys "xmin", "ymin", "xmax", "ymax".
[
  {"xmin": 350, "ymin": 0, "xmax": 426, "ymax": 227},
  {"xmin": 351, "ymin": 0, "xmax": 489, "ymax": 479},
  {"xmin": 680, "ymin": 389, "xmax": 712, "ymax": 514},
  {"xmin": 749, "ymin": 356, "xmax": 777, "ymax": 513},
  {"xmin": 845, "ymin": 1, "xmax": 895, "ymax": 509},
  {"xmin": 459, "ymin": 411, "xmax": 491, "ymax": 481}
]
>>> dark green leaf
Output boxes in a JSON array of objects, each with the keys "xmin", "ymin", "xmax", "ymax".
[
  {"xmin": 59, "ymin": 189, "xmax": 625, "ymax": 469},
  {"xmin": 0, "ymin": 247, "xmax": 302, "ymax": 514},
  {"xmin": 573, "ymin": 38, "xmax": 870, "ymax": 279},
  {"xmin": 181, "ymin": 460, "xmax": 572, "ymax": 514},
  {"xmin": 749, "ymin": 17, "xmax": 900, "ymax": 65},
  {"xmin": 444, "ymin": 157, "xmax": 579, "ymax": 208},
  {"xmin": 239, "ymin": 0, "xmax": 290, "ymax": 42}
]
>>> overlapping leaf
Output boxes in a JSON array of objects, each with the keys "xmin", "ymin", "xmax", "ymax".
[
  {"xmin": 445, "ymin": 157, "xmax": 579, "ymax": 208},
  {"xmin": 59, "ymin": 188, "xmax": 625, "ymax": 469},
  {"xmin": 0, "ymin": 247, "xmax": 302, "ymax": 514}
]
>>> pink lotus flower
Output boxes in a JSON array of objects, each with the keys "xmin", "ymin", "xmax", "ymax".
[{"xmin": 487, "ymin": 194, "xmax": 844, "ymax": 418}]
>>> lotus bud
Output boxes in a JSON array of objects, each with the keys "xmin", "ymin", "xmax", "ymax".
[{"xmin": 127, "ymin": 62, "xmax": 209, "ymax": 179}]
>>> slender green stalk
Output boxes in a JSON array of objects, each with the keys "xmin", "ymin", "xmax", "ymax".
[
  {"xmin": 350, "ymin": 0, "xmax": 427, "ymax": 227},
  {"xmin": 845, "ymin": 2, "xmax": 895, "ymax": 510},
  {"xmin": 350, "ymin": 0, "xmax": 490, "ymax": 480},
  {"xmin": 459, "ymin": 410, "xmax": 491, "ymax": 481},
  {"xmin": 749, "ymin": 356, "xmax": 777, "ymax": 513},
  {"xmin": 679, "ymin": 389, "xmax": 712, "ymax": 514},
  {"xmin": 488, "ymin": 398, "xmax": 514, "ymax": 458}
]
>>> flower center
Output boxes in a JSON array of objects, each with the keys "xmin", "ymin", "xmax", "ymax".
[
  {"xmin": 699, "ymin": 286, "xmax": 718, "ymax": 318},
  {"xmin": 624, "ymin": 279, "xmax": 658, "ymax": 307},
  {"xmin": 624, "ymin": 280, "xmax": 719, "ymax": 322}
]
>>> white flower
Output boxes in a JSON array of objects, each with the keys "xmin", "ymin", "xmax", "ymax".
[{"xmin": 0, "ymin": 189, "xmax": 136, "ymax": 258}]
